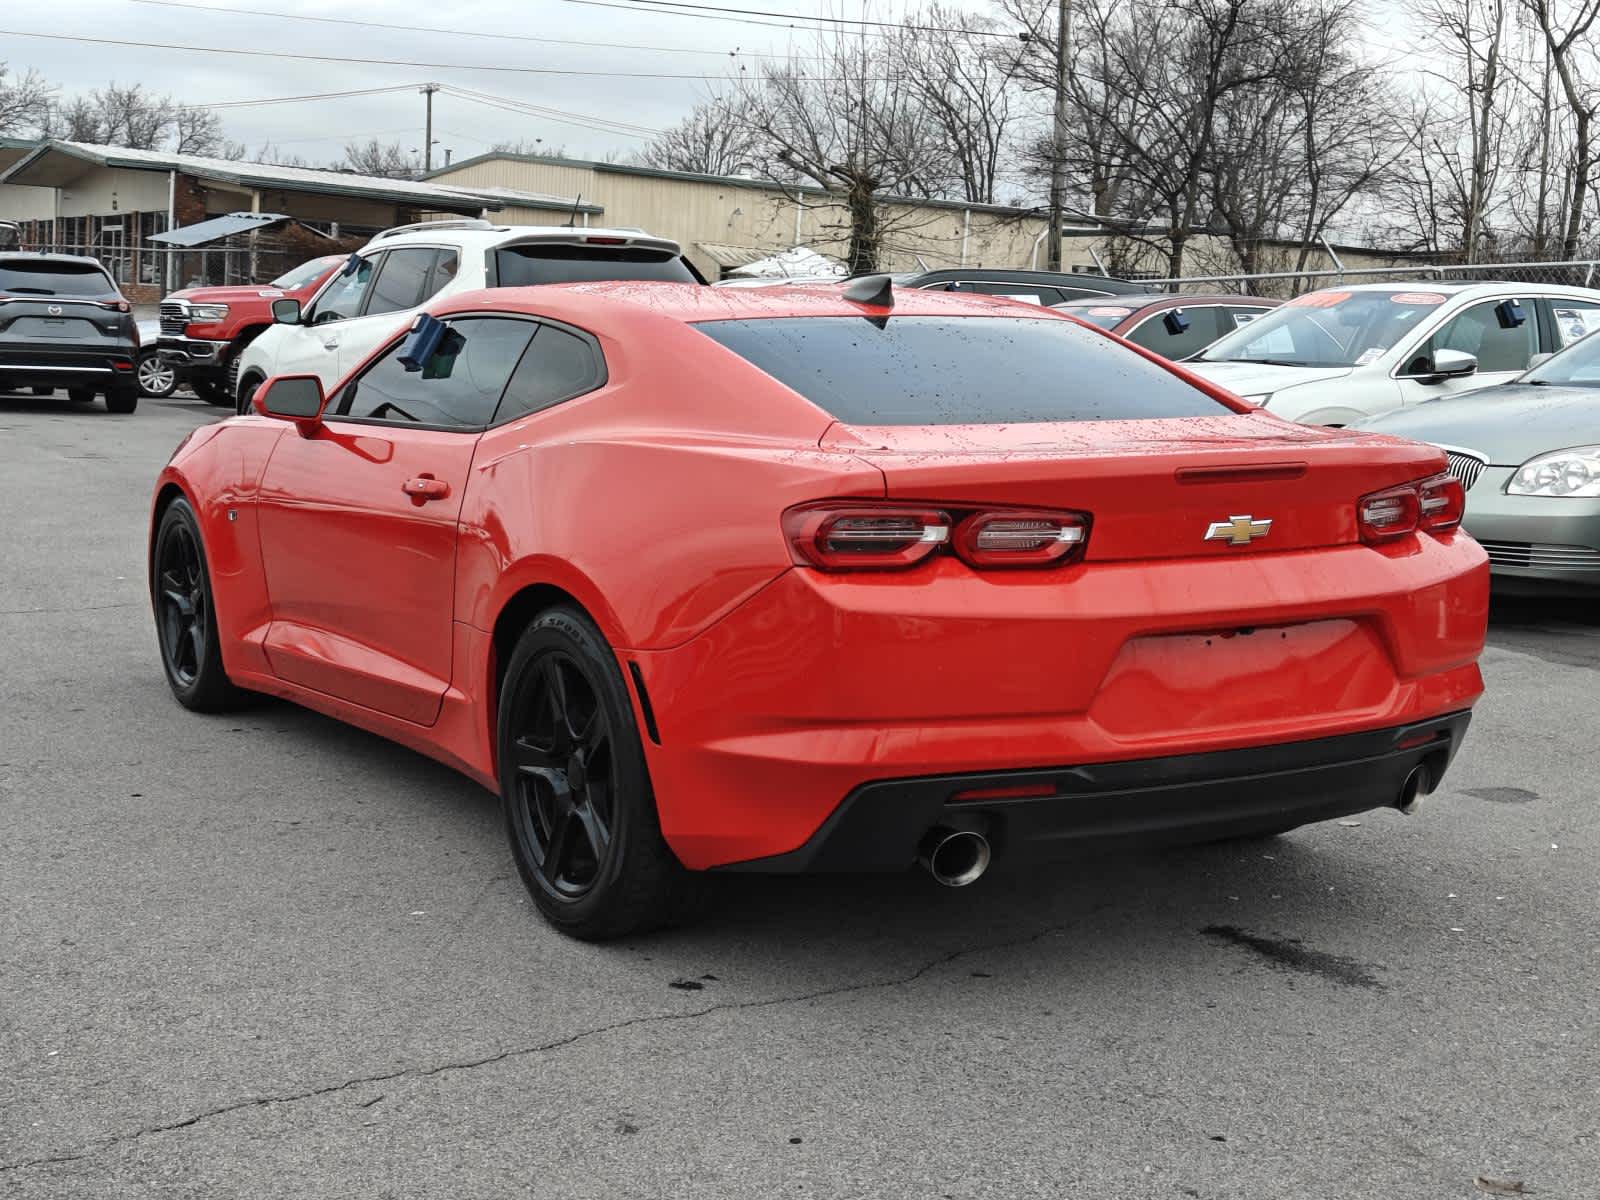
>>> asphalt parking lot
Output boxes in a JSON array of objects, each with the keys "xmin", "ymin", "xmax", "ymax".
[{"xmin": 2, "ymin": 389, "xmax": 1596, "ymax": 1200}]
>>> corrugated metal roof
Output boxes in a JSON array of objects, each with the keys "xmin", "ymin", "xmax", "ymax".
[
  {"xmin": 0, "ymin": 141, "xmax": 601, "ymax": 214},
  {"xmin": 147, "ymin": 211, "xmax": 295, "ymax": 247}
]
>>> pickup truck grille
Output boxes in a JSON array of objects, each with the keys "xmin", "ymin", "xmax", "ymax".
[{"xmin": 159, "ymin": 301, "xmax": 188, "ymax": 337}]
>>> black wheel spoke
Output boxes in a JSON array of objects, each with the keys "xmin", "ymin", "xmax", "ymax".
[
  {"xmin": 574, "ymin": 799, "xmax": 610, "ymax": 858},
  {"xmin": 510, "ymin": 734, "xmax": 557, "ymax": 771},
  {"xmin": 543, "ymin": 810, "xmax": 577, "ymax": 879}
]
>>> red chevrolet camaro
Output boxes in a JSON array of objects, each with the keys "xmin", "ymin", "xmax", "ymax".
[{"xmin": 149, "ymin": 280, "xmax": 1489, "ymax": 938}]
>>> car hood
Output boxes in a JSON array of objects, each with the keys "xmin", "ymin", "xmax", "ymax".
[
  {"xmin": 1355, "ymin": 383, "xmax": 1600, "ymax": 464},
  {"xmin": 1184, "ymin": 361, "xmax": 1353, "ymax": 397},
  {"xmin": 167, "ymin": 284, "xmax": 297, "ymax": 303}
]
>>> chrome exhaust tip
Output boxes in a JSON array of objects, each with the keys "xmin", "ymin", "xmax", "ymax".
[
  {"xmin": 1397, "ymin": 764, "xmax": 1431, "ymax": 815},
  {"xmin": 919, "ymin": 827, "xmax": 992, "ymax": 887}
]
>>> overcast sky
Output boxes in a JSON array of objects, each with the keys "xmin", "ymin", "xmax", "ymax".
[{"xmin": 4, "ymin": 0, "xmax": 1003, "ymax": 167}]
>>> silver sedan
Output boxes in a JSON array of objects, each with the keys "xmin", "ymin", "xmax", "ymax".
[{"xmin": 1357, "ymin": 338, "xmax": 1600, "ymax": 593}]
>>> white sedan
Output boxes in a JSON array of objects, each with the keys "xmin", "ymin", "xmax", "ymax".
[{"xmin": 1185, "ymin": 281, "xmax": 1600, "ymax": 425}]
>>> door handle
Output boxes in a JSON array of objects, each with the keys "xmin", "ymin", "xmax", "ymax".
[
  {"xmin": 322, "ymin": 339, "xmax": 340, "ymax": 350},
  {"xmin": 402, "ymin": 475, "xmax": 451, "ymax": 503}
]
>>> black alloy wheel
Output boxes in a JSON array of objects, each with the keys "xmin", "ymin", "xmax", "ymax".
[
  {"xmin": 506, "ymin": 652, "xmax": 619, "ymax": 901},
  {"xmin": 151, "ymin": 499, "xmax": 248, "ymax": 711},
  {"xmin": 498, "ymin": 608, "xmax": 704, "ymax": 939},
  {"xmin": 137, "ymin": 351, "xmax": 178, "ymax": 398}
]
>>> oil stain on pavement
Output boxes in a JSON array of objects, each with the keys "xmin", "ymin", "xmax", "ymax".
[{"xmin": 1201, "ymin": 925, "xmax": 1384, "ymax": 989}]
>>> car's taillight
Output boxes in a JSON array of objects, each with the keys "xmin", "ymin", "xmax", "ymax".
[
  {"xmin": 953, "ymin": 509, "xmax": 1088, "ymax": 567},
  {"xmin": 99, "ymin": 299, "xmax": 131, "ymax": 313},
  {"xmin": 1358, "ymin": 472, "xmax": 1462, "ymax": 544},
  {"xmin": 783, "ymin": 502, "xmax": 1090, "ymax": 571},
  {"xmin": 1418, "ymin": 472, "xmax": 1464, "ymax": 533},
  {"xmin": 783, "ymin": 503, "xmax": 952, "ymax": 570}
]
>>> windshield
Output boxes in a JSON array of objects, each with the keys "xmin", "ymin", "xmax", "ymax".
[
  {"xmin": 495, "ymin": 244, "xmax": 698, "ymax": 286},
  {"xmin": 1196, "ymin": 289, "xmax": 1449, "ymax": 367},
  {"xmin": 0, "ymin": 258, "xmax": 119, "ymax": 298},
  {"xmin": 1055, "ymin": 302, "xmax": 1140, "ymax": 330},
  {"xmin": 693, "ymin": 315, "xmax": 1228, "ymax": 425},
  {"xmin": 1523, "ymin": 324, "xmax": 1600, "ymax": 386},
  {"xmin": 271, "ymin": 257, "xmax": 340, "ymax": 289}
]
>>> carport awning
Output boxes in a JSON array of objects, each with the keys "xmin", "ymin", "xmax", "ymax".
[
  {"xmin": 696, "ymin": 241, "xmax": 771, "ymax": 269},
  {"xmin": 148, "ymin": 212, "xmax": 295, "ymax": 247}
]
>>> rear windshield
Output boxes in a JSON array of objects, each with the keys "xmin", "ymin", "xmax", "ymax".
[
  {"xmin": 693, "ymin": 315, "xmax": 1226, "ymax": 424},
  {"xmin": 0, "ymin": 258, "xmax": 118, "ymax": 298},
  {"xmin": 496, "ymin": 244, "xmax": 698, "ymax": 286}
]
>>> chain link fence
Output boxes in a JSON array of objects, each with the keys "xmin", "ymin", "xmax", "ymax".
[
  {"xmin": 1147, "ymin": 259, "xmax": 1600, "ymax": 298},
  {"xmin": 13, "ymin": 238, "xmax": 350, "ymax": 298}
]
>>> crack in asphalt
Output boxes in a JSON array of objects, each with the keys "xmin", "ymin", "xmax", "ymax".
[
  {"xmin": 0, "ymin": 922, "xmax": 1069, "ymax": 1176},
  {"xmin": 0, "ymin": 602, "xmax": 141, "ymax": 617}
]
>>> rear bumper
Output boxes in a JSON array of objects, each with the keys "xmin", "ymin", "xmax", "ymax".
[
  {"xmin": 0, "ymin": 347, "xmax": 138, "ymax": 390},
  {"xmin": 725, "ymin": 710, "xmax": 1472, "ymax": 872},
  {"xmin": 635, "ymin": 531, "xmax": 1488, "ymax": 870}
]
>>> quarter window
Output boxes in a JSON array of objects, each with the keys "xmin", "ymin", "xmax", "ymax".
[
  {"xmin": 495, "ymin": 324, "xmax": 604, "ymax": 422},
  {"xmin": 1548, "ymin": 299, "xmax": 1600, "ymax": 349},
  {"xmin": 336, "ymin": 317, "xmax": 536, "ymax": 427},
  {"xmin": 1125, "ymin": 307, "xmax": 1226, "ymax": 359}
]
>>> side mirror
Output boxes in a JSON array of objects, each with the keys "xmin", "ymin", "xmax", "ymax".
[
  {"xmin": 1429, "ymin": 348, "xmax": 1478, "ymax": 380},
  {"xmin": 253, "ymin": 374, "xmax": 326, "ymax": 436},
  {"xmin": 271, "ymin": 298, "xmax": 302, "ymax": 325}
]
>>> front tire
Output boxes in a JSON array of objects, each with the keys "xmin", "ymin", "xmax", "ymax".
[
  {"xmin": 151, "ymin": 498, "xmax": 249, "ymax": 711},
  {"xmin": 236, "ymin": 373, "xmax": 263, "ymax": 416},
  {"xmin": 137, "ymin": 352, "xmax": 178, "ymax": 398},
  {"xmin": 498, "ymin": 607, "xmax": 703, "ymax": 939}
]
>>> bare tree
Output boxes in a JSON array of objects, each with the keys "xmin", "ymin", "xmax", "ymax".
[
  {"xmin": 172, "ymin": 106, "xmax": 234, "ymax": 157},
  {"xmin": 1521, "ymin": 0, "xmax": 1600, "ymax": 257},
  {"xmin": 342, "ymin": 139, "xmax": 419, "ymax": 179},
  {"xmin": 491, "ymin": 138, "xmax": 568, "ymax": 157},
  {"xmin": 40, "ymin": 95, "xmax": 102, "ymax": 142},
  {"xmin": 638, "ymin": 96, "xmax": 756, "ymax": 175},
  {"xmin": 0, "ymin": 63, "xmax": 53, "ymax": 135},
  {"xmin": 733, "ymin": 28, "xmax": 951, "ymax": 271}
]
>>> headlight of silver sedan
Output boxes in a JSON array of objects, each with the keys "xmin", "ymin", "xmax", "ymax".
[
  {"xmin": 187, "ymin": 303, "xmax": 230, "ymax": 322},
  {"xmin": 1506, "ymin": 445, "xmax": 1600, "ymax": 497}
]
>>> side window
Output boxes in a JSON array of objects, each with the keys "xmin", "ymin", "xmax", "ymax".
[
  {"xmin": 1406, "ymin": 299, "xmax": 1537, "ymax": 375},
  {"xmin": 365, "ymin": 248, "xmax": 440, "ymax": 317},
  {"xmin": 1125, "ymin": 307, "xmax": 1225, "ymax": 358},
  {"xmin": 1224, "ymin": 305, "xmax": 1271, "ymax": 329},
  {"xmin": 425, "ymin": 249, "xmax": 459, "ymax": 301},
  {"xmin": 496, "ymin": 324, "xmax": 604, "ymax": 422},
  {"xmin": 1548, "ymin": 299, "xmax": 1600, "ymax": 349},
  {"xmin": 336, "ymin": 317, "xmax": 536, "ymax": 428},
  {"xmin": 308, "ymin": 256, "xmax": 376, "ymax": 324}
]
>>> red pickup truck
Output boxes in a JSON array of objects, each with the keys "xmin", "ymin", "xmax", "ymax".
[{"xmin": 156, "ymin": 254, "xmax": 344, "ymax": 406}]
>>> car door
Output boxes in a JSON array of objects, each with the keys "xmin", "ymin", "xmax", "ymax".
[
  {"xmin": 255, "ymin": 315, "xmax": 537, "ymax": 724},
  {"xmin": 1394, "ymin": 296, "xmax": 1539, "ymax": 406},
  {"xmin": 269, "ymin": 253, "xmax": 380, "ymax": 387}
]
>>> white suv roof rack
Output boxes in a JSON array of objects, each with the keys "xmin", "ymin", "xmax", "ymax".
[{"xmin": 369, "ymin": 218, "xmax": 505, "ymax": 242}]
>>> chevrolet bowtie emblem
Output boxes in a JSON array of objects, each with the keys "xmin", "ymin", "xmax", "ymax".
[{"xmin": 1204, "ymin": 515, "xmax": 1272, "ymax": 546}]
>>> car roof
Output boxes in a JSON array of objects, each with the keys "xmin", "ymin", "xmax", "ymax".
[
  {"xmin": 0, "ymin": 251, "xmax": 111, "ymax": 266},
  {"xmin": 1304, "ymin": 280, "xmax": 1600, "ymax": 299},
  {"xmin": 1055, "ymin": 292, "xmax": 1280, "ymax": 311},
  {"xmin": 362, "ymin": 222, "xmax": 684, "ymax": 256},
  {"xmin": 895, "ymin": 267, "xmax": 1149, "ymax": 294},
  {"xmin": 430, "ymin": 280, "xmax": 1073, "ymax": 326}
]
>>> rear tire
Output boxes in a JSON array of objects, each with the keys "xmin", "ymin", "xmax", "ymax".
[
  {"xmin": 105, "ymin": 386, "xmax": 138, "ymax": 414},
  {"xmin": 67, "ymin": 386, "xmax": 95, "ymax": 404},
  {"xmin": 192, "ymin": 379, "xmax": 233, "ymax": 407},
  {"xmin": 30, "ymin": 385, "xmax": 52, "ymax": 396},
  {"xmin": 151, "ymin": 498, "xmax": 250, "ymax": 711},
  {"xmin": 498, "ymin": 607, "xmax": 705, "ymax": 940}
]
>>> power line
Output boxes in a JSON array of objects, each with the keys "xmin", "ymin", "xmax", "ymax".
[
  {"xmin": 0, "ymin": 27, "xmax": 753, "ymax": 79},
  {"xmin": 0, "ymin": 26, "xmax": 902, "ymax": 80},
  {"xmin": 184, "ymin": 85, "xmax": 426, "ymax": 111},
  {"xmin": 129, "ymin": 0, "xmax": 829, "ymax": 61},
  {"xmin": 440, "ymin": 85, "xmax": 662, "ymax": 138},
  {"xmin": 615, "ymin": 0, "xmax": 1015, "ymax": 37}
]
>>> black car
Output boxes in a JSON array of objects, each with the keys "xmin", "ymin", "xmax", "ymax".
[
  {"xmin": 895, "ymin": 266, "xmax": 1149, "ymax": 306},
  {"xmin": 0, "ymin": 254, "xmax": 141, "ymax": 413}
]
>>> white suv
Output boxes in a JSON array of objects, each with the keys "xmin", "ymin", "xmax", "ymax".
[
  {"xmin": 1185, "ymin": 281, "xmax": 1600, "ymax": 425},
  {"xmin": 233, "ymin": 220, "xmax": 699, "ymax": 411}
]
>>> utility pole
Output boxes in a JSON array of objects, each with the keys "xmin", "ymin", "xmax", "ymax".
[
  {"xmin": 1045, "ymin": 0, "xmax": 1071, "ymax": 272},
  {"xmin": 420, "ymin": 83, "xmax": 440, "ymax": 173}
]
